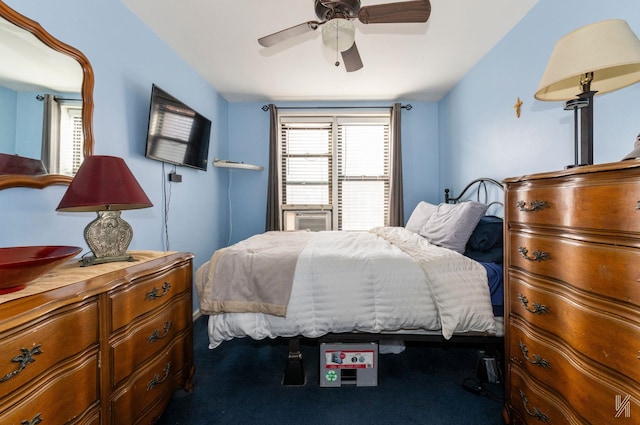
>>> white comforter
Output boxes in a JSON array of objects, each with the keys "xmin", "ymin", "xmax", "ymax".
[{"xmin": 196, "ymin": 227, "xmax": 497, "ymax": 349}]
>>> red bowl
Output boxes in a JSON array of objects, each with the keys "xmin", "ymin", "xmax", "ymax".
[{"xmin": 0, "ymin": 246, "xmax": 82, "ymax": 294}]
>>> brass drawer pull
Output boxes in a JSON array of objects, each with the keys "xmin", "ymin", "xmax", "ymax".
[
  {"xmin": 148, "ymin": 321, "xmax": 173, "ymax": 343},
  {"xmin": 518, "ymin": 294, "xmax": 549, "ymax": 315},
  {"xmin": 21, "ymin": 413, "xmax": 43, "ymax": 425},
  {"xmin": 146, "ymin": 282, "xmax": 171, "ymax": 300},
  {"xmin": 147, "ymin": 361, "xmax": 172, "ymax": 391},
  {"xmin": 519, "ymin": 342, "xmax": 550, "ymax": 369},
  {"xmin": 1, "ymin": 345, "xmax": 42, "ymax": 383},
  {"xmin": 517, "ymin": 200, "xmax": 548, "ymax": 212},
  {"xmin": 518, "ymin": 247, "xmax": 549, "ymax": 262},
  {"xmin": 520, "ymin": 390, "xmax": 550, "ymax": 423}
]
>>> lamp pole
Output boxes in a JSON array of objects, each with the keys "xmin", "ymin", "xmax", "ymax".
[{"xmin": 579, "ymin": 72, "xmax": 596, "ymax": 165}]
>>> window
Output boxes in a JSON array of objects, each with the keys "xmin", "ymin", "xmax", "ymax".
[
  {"xmin": 41, "ymin": 95, "xmax": 84, "ymax": 175},
  {"xmin": 58, "ymin": 103, "xmax": 84, "ymax": 175},
  {"xmin": 281, "ymin": 120, "xmax": 332, "ymax": 206},
  {"xmin": 279, "ymin": 112, "xmax": 390, "ymax": 231}
]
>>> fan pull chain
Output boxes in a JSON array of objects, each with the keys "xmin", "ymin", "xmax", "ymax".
[{"xmin": 335, "ymin": 20, "xmax": 340, "ymax": 67}]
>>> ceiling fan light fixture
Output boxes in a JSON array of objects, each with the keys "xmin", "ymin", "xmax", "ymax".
[{"xmin": 322, "ymin": 18, "xmax": 355, "ymax": 52}]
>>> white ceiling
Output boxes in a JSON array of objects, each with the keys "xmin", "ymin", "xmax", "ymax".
[{"xmin": 121, "ymin": 0, "xmax": 539, "ymax": 103}]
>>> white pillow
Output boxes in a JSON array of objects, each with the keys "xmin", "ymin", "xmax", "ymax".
[
  {"xmin": 419, "ymin": 201, "xmax": 488, "ymax": 253},
  {"xmin": 405, "ymin": 201, "xmax": 438, "ymax": 233}
]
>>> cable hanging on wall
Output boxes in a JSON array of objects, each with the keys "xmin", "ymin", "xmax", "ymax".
[{"xmin": 161, "ymin": 162, "xmax": 175, "ymax": 251}]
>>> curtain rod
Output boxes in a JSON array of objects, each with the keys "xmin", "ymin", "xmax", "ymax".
[
  {"xmin": 36, "ymin": 94, "xmax": 82, "ymax": 102},
  {"xmin": 261, "ymin": 104, "xmax": 412, "ymax": 111}
]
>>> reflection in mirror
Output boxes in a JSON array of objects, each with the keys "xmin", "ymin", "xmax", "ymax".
[{"xmin": 0, "ymin": 0, "xmax": 94, "ymax": 190}]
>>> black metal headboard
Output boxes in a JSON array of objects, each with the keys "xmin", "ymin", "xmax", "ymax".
[{"xmin": 444, "ymin": 178, "xmax": 504, "ymax": 215}]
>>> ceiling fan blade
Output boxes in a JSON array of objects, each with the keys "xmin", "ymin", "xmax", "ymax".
[
  {"xmin": 258, "ymin": 21, "xmax": 321, "ymax": 47},
  {"xmin": 341, "ymin": 42, "xmax": 363, "ymax": 72},
  {"xmin": 358, "ymin": 0, "xmax": 431, "ymax": 24}
]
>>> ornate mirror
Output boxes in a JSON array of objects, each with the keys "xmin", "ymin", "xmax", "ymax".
[{"xmin": 0, "ymin": 1, "xmax": 94, "ymax": 190}]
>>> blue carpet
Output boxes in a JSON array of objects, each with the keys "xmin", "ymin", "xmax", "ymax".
[{"xmin": 156, "ymin": 316, "xmax": 504, "ymax": 425}]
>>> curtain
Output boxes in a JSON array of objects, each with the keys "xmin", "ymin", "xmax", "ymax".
[
  {"xmin": 265, "ymin": 104, "xmax": 281, "ymax": 231},
  {"xmin": 389, "ymin": 103, "xmax": 404, "ymax": 226},
  {"xmin": 41, "ymin": 94, "xmax": 60, "ymax": 174}
]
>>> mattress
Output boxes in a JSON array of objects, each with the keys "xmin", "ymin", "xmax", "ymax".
[{"xmin": 197, "ymin": 227, "xmax": 501, "ymax": 349}]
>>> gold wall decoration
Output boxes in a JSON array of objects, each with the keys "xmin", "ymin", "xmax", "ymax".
[{"xmin": 514, "ymin": 97, "xmax": 523, "ymax": 118}]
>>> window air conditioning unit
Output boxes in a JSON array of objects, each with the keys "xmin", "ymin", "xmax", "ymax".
[{"xmin": 283, "ymin": 210, "xmax": 332, "ymax": 231}]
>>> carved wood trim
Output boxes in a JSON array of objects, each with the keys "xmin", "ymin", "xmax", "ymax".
[{"xmin": 0, "ymin": 1, "xmax": 94, "ymax": 190}]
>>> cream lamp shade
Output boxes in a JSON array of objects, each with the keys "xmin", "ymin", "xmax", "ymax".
[
  {"xmin": 322, "ymin": 18, "xmax": 356, "ymax": 52},
  {"xmin": 535, "ymin": 19, "xmax": 640, "ymax": 101}
]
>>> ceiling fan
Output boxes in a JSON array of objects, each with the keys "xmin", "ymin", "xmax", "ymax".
[{"xmin": 258, "ymin": 0, "xmax": 431, "ymax": 72}]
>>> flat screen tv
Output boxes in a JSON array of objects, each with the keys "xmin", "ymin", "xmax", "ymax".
[{"xmin": 144, "ymin": 84, "xmax": 211, "ymax": 171}]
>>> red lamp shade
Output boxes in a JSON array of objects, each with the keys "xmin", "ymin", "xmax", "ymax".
[{"xmin": 57, "ymin": 155, "xmax": 152, "ymax": 212}]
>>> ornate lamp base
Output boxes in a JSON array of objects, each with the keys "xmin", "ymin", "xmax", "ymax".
[
  {"xmin": 81, "ymin": 254, "xmax": 136, "ymax": 267},
  {"xmin": 82, "ymin": 210, "xmax": 137, "ymax": 266}
]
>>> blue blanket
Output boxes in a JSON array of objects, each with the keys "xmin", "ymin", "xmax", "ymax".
[{"xmin": 479, "ymin": 262, "xmax": 503, "ymax": 317}]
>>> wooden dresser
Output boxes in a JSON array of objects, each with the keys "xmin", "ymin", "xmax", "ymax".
[
  {"xmin": 0, "ymin": 251, "xmax": 194, "ymax": 425},
  {"xmin": 503, "ymin": 162, "xmax": 640, "ymax": 424}
]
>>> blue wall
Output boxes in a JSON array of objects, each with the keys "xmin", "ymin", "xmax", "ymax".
[
  {"xmin": 225, "ymin": 101, "xmax": 439, "ymax": 244},
  {"xmin": 0, "ymin": 85, "xmax": 17, "ymax": 152},
  {"xmin": 12, "ymin": 90, "xmax": 79, "ymax": 159},
  {"xmin": 0, "ymin": 0, "xmax": 229, "ymax": 311},
  {"xmin": 439, "ymin": 0, "xmax": 640, "ymax": 192},
  {"xmin": 14, "ymin": 91, "xmax": 44, "ymax": 158}
]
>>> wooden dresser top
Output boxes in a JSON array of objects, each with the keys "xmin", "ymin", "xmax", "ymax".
[{"xmin": 503, "ymin": 159, "xmax": 640, "ymax": 183}]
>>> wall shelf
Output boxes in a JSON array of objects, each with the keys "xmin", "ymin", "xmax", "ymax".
[{"xmin": 213, "ymin": 159, "xmax": 263, "ymax": 171}]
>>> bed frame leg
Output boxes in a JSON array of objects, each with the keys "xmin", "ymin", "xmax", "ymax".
[{"xmin": 282, "ymin": 338, "xmax": 306, "ymax": 386}]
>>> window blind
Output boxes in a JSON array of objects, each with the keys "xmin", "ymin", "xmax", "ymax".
[
  {"xmin": 59, "ymin": 103, "xmax": 84, "ymax": 176},
  {"xmin": 279, "ymin": 113, "xmax": 390, "ymax": 231},
  {"xmin": 281, "ymin": 121, "xmax": 332, "ymax": 206},
  {"xmin": 337, "ymin": 119, "xmax": 390, "ymax": 231}
]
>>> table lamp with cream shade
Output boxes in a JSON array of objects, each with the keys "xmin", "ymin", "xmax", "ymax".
[
  {"xmin": 535, "ymin": 19, "xmax": 640, "ymax": 167},
  {"xmin": 56, "ymin": 155, "xmax": 153, "ymax": 266}
]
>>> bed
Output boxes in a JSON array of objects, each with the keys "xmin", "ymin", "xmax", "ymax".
[{"xmin": 195, "ymin": 178, "xmax": 505, "ymax": 384}]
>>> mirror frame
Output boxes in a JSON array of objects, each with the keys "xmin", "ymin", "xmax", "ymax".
[{"xmin": 0, "ymin": 1, "xmax": 94, "ymax": 190}]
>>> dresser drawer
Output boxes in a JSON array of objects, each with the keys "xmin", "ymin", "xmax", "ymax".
[
  {"xmin": 508, "ymin": 365, "xmax": 582, "ymax": 425},
  {"xmin": 509, "ymin": 319, "xmax": 640, "ymax": 424},
  {"xmin": 508, "ymin": 275, "xmax": 640, "ymax": 384},
  {"xmin": 0, "ymin": 355, "xmax": 100, "ymax": 425},
  {"xmin": 110, "ymin": 261, "xmax": 191, "ymax": 331},
  {"xmin": 110, "ymin": 296, "xmax": 191, "ymax": 387},
  {"xmin": 110, "ymin": 334, "xmax": 189, "ymax": 425},
  {"xmin": 506, "ymin": 178, "xmax": 640, "ymax": 233},
  {"xmin": 509, "ymin": 232, "xmax": 640, "ymax": 308},
  {"xmin": 0, "ymin": 301, "xmax": 98, "ymax": 397}
]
